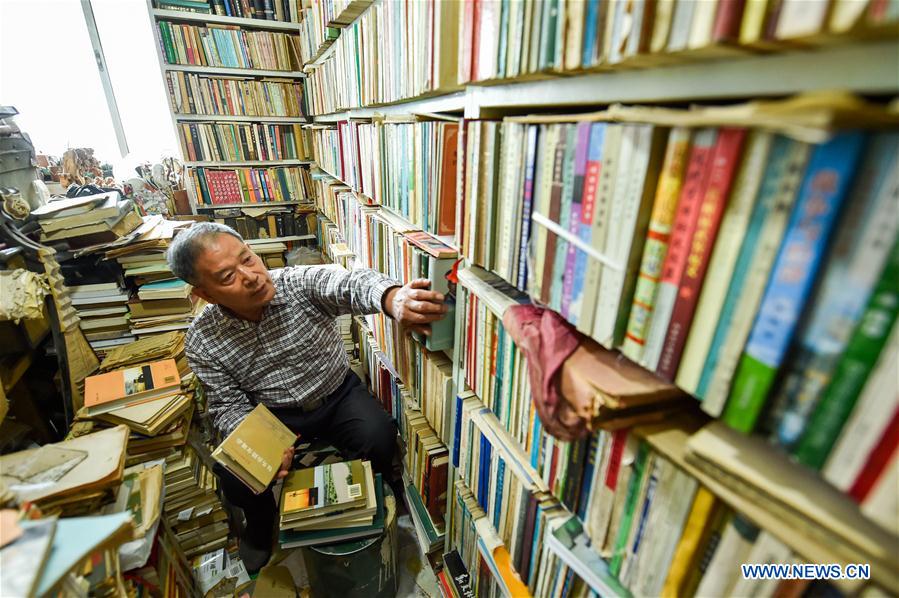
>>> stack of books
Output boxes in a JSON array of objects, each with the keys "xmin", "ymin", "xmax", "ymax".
[
  {"xmin": 32, "ymin": 192, "xmax": 142, "ymax": 250},
  {"xmin": 278, "ymin": 459, "xmax": 387, "ymax": 549},
  {"xmin": 69, "ymin": 282, "xmax": 135, "ymax": 351}
]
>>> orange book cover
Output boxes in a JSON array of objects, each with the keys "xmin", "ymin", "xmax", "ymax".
[{"xmin": 84, "ymin": 359, "xmax": 181, "ymax": 413}]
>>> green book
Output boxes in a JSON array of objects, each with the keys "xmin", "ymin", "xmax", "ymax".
[
  {"xmin": 609, "ymin": 441, "xmax": 649, "ymax": 576},
  {"xmin": 158, "ymin": 21, "xmax": 176, "ymax": 64},
  {"xmin": 793, "ymin": 238, "xmax": 899, "ymax": 469}
]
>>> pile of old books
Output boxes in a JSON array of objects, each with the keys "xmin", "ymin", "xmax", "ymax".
[
  {"xmin": 278, "ymin": 459, "xmax": 385, "ymax": 549},
  {"xmin": 69, "ymin": 281, "xmax": 135, "ymax": 352},
  {"xmin": 32, "ymin": 191, "xmax": 142, "ymax": 250}
]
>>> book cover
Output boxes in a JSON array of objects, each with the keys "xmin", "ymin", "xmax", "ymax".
[
  {"xmin": 212, "ymin": 403, "xmax": 295, "ymax": 494},
  {"xmin": 656, "ymin": 127, "xmax": 747, "ymax": 380},
  {"xmin": 641, "ymin": 128, "xmax": 718, "ymax": 370},
  {"xmin": 280, "ymin": 459, "xmax": 367, "ymax": 521},
  {"xmin": 622, "ymin": 126, "xmax": 692, "ymax": 363},
  {"xmin": 794, "ymin": 239, "xmax": 899, "ymax": 469},
  {"xmin": 84, "ymin": 359, "xmax": 181, "ymax": 414},
  {"xmin": 697, "ymin": 137, "xmax": 810, "ymax": 412},
  {"xmin": 722, "ymin": 132, "xmax": 867, "ymax": 433}
]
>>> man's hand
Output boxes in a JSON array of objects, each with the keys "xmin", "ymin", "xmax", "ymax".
[
  {"xmin": 383, "ymin": 279, "xmax": 448, "ymax": 336},
  {"xmin": 276, "ymin": 444, "xmax": 296, "ymax": 480}
]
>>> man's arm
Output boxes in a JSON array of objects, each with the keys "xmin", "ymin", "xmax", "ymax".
[
  {"xmin": 186, "ymin": 346, "xmax": 254, "ymax": 437},
  {"xmin": 283, "ymin": 265, "xmax": 398, "ymax": 318}
]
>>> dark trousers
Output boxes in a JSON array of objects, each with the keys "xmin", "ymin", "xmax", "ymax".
[{"xmin": 212, "ymin": 371, "xmax": 397, "ymax": 547}]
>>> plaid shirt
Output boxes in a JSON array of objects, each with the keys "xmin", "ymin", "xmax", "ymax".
[{"xmin": 185, "ymin": 265, "xmax": 398, "ymax": 436}]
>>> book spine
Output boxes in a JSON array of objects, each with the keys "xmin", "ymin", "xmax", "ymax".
[
  {"xmin": 642, "ymin": 128, "xmax": 718, "ymax": 370},
  {"xmin": 698, "ymin": 138, "xmax": 810, "ymax": 413},
  {"xmin": 567, "ymin": 122, "xmax": 607, "ymax": 327},
  {"xmin": 794, "ymin": 238, "xmax": 899, "ymax": 468},
  {"xmin": 517, "ymin": 125, "xmax": 539, "ymax": 290},
  {"xmin": 561, "ymin": 122, "xmax": 591, "ymax": 319},
  {"xmin": 722, "ymin": 132, "xmax": 867, "ymax": 433},
  {"xmin": 676, "ymin": 131, "xmax": 774, "ymax": 393},
  {"xmin": 657, "ymin": 128, "xmax": 747, "ymax": 380},
  {"xmin": 847, "ymin": 407, "xmax": 899, "ymax": 503},
  {"xmin": 539, "ymin": 126, "xmax": 569, "ymax": 305},
  {"xmin": 621, "ymin": 126, "xmax": 692, "ymax": 362}
]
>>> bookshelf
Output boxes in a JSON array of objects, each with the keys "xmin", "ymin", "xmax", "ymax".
[
  {"xmin": 147, "ymin": 0, "xmax": 317, "ymax": 244},
  {"xmin": 302, "ymin": 1, "xmax": 899, "ymax": 596}
]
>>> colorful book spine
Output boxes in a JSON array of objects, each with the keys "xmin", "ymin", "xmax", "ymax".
[
  {"xmin": 568, "ymin": 122, "xmax": 606, "ymax": 327},
  {"xmin": 794, "ymin": 238, "xmax": 899, "ymax": 468},
  {"xmin": 697, "ymin": 137, "xmax": 811, "ymax": 413},
  {"xmin": 657, "ymin": 128, "xmax": 747, "ymax": 380},
  {"xmin": 765, "ymin": 133, "xmax": 899, "ymax": 448},
  {"xmin": 641, "ymin": 128, "xmax": 718, "ymax": 370},
  {"xmin": 560, "ymin": 122, "xmax": 592, "ymax": 320},
  {"xmin": 621, "ymin": 127, "xmax": 692, "ymax": 363},
  {"xmin": 722, "ymin": 131, "xmax": 867, "ymax": 433},
  {"xmin": 675, "ymin": 131, "xmax": 774, "ymax": 392}
]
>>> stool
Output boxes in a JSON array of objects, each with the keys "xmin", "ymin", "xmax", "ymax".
[{"xmin": 302, "ymin": 486, "xmax": 398, "ymax": 598}]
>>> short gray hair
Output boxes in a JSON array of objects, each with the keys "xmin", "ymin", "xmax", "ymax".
[{"xmin": 166, "ymin": 222, "xmax": 243, "ymax": 286}]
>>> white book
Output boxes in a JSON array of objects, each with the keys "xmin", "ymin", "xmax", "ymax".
[
  {"xmin": 861, "ymin": 449, "xmax": 899, "ymax": 536},
  {"xmin": 694, "ymin": 515, "xmax": 758, "ymax": 597},
  {"xmin": 728, "ymin": 531, "xmax": 793, "ymax": 598}
]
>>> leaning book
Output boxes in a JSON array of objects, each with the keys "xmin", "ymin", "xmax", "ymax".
[{"xmin": 211, "ymin": 404, "xmax": 295, "ymax": 494}]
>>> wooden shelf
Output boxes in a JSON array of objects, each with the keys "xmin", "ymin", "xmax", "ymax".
[
  {"xmin": 245, "ymin": 234, "xmax": 315, "ymax": 243},
  {"xmin": 184, "ymin": 159, "xmax": 313, "ymax": 167},
  {"xmin": 326, "ymin": 0, "xmax": 373, "ymax": 27},
  {"xmin": 163, "ymin": 63, "xmax": 305, "ymax": 78},
  {"xmin": 174, "ymin": 114, "xmax": 308, "ymax": 123},
  {"xmin": 151, "ymin": 8, "xmax": 301, "ymax": 32},
  {"xmin": 305, "ymin": 36, "xmax": 339, "ymax": 67},
  {"xmin": 311, "ymin": 90, "xmax": 466, "ymax": 122},
  {"xmin": 196, "ymin": 200, "xmax": 309, "ymax": 209}
]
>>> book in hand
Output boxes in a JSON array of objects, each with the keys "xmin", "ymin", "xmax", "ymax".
[
  {"xmin": 83, "ymin": 359, "xmax": 182, "ymax": 415},
  {"xmin": 211, "ymin": 404, "xmax": 295, "ymax": 494},
  {"xmin": 279, "ymin": 468, "xmax": 384, "ymax": 548},
  {"xmin": 279, "ymin": 459, "xmax": 370, "ymax": 527}
]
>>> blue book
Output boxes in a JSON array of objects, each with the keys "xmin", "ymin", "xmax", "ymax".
[
  {"xmin": 452, "ymin": 395, "xmax": 463, "ymax": 468},
  {"xmin": 582, "ymin": 0, "xmax": 600, "ymax": 66},
  {"xmin": 493, "ymin": 325, "xmax": 505, "ymax": 420},
  {"xmin": 576, "ymin": 433, "xmax": 598, "ymax": 521},
  {"xmin": 478, "ymin": 434, "xmax": 491, "ymax": 511},
  {"xmin": 767, "ymin": 133, "xmax": 899, "ymax": 447},
  {"xmin": 568, "ymin": 123, "xmax": 607, "ymax": 327},
  {"xmin": 493, "ymin": 458, "xmax": 505, "ymax": 528},
  {"xmin": 517, "ymin": 126, "xmax": 540, "ymax": 290},
  {"xmin": 723, "ymin": 132, "xmax": 867, "ymax": 433}
]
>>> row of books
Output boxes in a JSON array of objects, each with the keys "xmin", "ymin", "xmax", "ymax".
[
  {"xmin": 309, "ymin": 119, "xmax": 459, "ymax": 236},
  {"xmin": 458, "ymin": 105, "xmax": 899, "ymax": 469},
  {"xmin": 460, "ymin": 0, "xmax": 899, "ymax": 84},
  {"xmin": 156, "ymin": 21, "xmax": 302, "ymax": 71},
  {"xmin": 297, "ymin": 5, "xmax": 339, "ymax": 64},
  {"xmin": 302, "ymin": 0, "xmax": 897, "ymax": 116},
  {"xmin": 303, "ymin": 0, "xmax": 459, "ymax": 114},
  {"xmin": 403, "ymin": 405, "xmax": 450, "ymax": 533},
  {"xmin": 191, "ymin": 165, "xmax": 312, "ymax": 205},
  {"xmin": 305, "ymin": 0, "xmax": 373, "ymax": 32},
  {"xmin": 178, "ymin": 121, "xmax": 311, "ymax": 163},
  {"xmin": 166, "ymin": 71, "xmax": 305, "ymax": 118},
  {"xmin": 209, "ymin": 205, "xmax": 316, "ymax": 239},
  {"xmin": 155, "ymin": 0, "xmax": 302, "ymax": 23}
]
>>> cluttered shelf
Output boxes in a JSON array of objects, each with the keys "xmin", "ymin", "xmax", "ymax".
[
  {"xmin": 150, "ymin": 7, "xmax": 302, "ymax": 31},
  {"xmin": 195, "ymin": 200, "xmax": 308, "ymax": 209},
  {"xmin": 310, "ymin": 90, "xmax": 467, "ymax": 123},
  {"xmin": 245, "ymin": 234, "xmax": 315, "ymax": 244},
  {"xmin": 161, "ymin": 63, "xmax": 306, "ymax": 79}
]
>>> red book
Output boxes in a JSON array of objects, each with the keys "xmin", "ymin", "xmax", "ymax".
[
  {"xmin": 657, "ymin": 128, "xmax": 746, "ymax": 380},
  {"xmin": 437, "ymin": 124, "xmax": 459, "ymax": 236},
  {"xmin": 713, "ymin": 0, "xmax": 748, "ymax": 42},
  {"xmin": 849, "ymin": 407, "xmax": 899, "ymax": 502}
]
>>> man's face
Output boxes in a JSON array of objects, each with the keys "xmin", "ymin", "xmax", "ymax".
[{"xmin": 191, "ymin": 234, "xmax": 275, "ymax": 318}]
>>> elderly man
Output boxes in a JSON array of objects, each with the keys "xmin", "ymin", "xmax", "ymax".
[{"xmin": 166, "ymin": 222, "xmax": 447, "ymax": 573}]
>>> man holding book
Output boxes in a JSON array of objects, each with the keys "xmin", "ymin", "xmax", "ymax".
[{"xmin": 167, "ymin": 222, "xmax": 448, "ymax": 572}]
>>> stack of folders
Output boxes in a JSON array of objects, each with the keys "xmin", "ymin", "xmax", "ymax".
[
  {"xmin": 278, "ymin": 459, "xmax": 385, "ymax": 549},
  {"xmin": 211, "ymin": 404, "xmax": 296, "ymax": 494}
]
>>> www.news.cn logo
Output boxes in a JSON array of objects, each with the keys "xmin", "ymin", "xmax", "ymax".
[{"xmin": 741, "ymin": 563, "xmax": 871, "ymax": 580}]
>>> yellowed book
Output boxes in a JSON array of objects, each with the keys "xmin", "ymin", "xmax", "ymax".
[
  {"xmin": 650, "ymin": 0, "xmax": 677, "ymax": 53},
  {"xmin": 211, "ymin": 404, "xmax": 295, "ymax": 494},
  {"xmin": 660, "ymin": 487, "xmax": 721, "ymax": 597},
  {"xmin": 740, "ymin": 0, "xmax": 771, "ymax": 44},
  {"xmin": 564, "ymin": 0, "xmax": 587, "ymax": 71}
]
